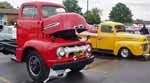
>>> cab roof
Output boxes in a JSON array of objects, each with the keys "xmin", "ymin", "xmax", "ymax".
[
  {"xmin": 22, "ymin": 1, "xmax": 64, "ymax": 8},
  {"xmin": 100, "ymin": 21, "xmax": 125, "ymax": 26}
]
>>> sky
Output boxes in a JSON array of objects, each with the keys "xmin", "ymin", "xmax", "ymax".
[{"xmin": 0, "ymin": 0, "xmax": 150, "ymax": 21}]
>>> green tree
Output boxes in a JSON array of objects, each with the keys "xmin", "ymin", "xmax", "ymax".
[
  {"xmin": 109, "ymin": 2, "xmax": 133, "ymax": 23},
  {"xmin": 63, "ymin": 0, "xmax": 82, "ymax": 14},
  {"xmin": 84, "ymin": 8, "xmax": 101, "ymax": 24},
  {"xmin": 0, "ymin": 1, "xmax": 13, "ymax": 8}
]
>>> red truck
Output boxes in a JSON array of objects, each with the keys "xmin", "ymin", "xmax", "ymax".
[{"xmin": 0, "ymin": 1, "xmax": 94, "ymax": 82}]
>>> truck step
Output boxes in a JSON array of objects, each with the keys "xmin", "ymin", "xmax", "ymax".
[{"xmin": 10, "ymin": 55, "xmax": 19, "ymax": 62}]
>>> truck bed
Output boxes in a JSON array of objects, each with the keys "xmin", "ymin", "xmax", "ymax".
[{"xmin": 0, "ymin": 39, "xmax": 16, "ymax": 54}]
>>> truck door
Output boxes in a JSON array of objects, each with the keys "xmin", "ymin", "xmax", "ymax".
[
  {"xmin": 97, "ymin": 25, "xmax": 115, "ymax": 50},
  {"xmin": 17, "ymin": 5, "xmax": 41, "ymax": 47}
]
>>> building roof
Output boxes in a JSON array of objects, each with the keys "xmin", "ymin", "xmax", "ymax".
[
  {"xmin": 0, "ymin": 8, "xmax": 18, "ymax": 15},
  {"xmin": 144, "ymin": 21, "xmax": 150, "ymax": 24}
]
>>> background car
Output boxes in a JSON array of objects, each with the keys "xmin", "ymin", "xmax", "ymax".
[
  {"xmin": 0, "ymin": 25, "xmax": 16, "ymax": 40},
  {"xmin": 126, "ymin": 27, "xmax": 150, "ymax": 41}
]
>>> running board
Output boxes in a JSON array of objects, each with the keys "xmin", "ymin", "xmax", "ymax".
[{"xmin": 92, "ymin": 49, "xmax": 113, "ymax": 55}]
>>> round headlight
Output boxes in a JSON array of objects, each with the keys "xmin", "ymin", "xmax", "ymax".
[
  {"xmin": 87, "ymin": 47, "xmax": 92, "ymax": 52},
  {"xmin": 86, "ymin": 44, "xmax": 92, "ymax": 52},
  {"xmin": 57, "ymin": 47, "xmax": 66, "ymax": 57}
]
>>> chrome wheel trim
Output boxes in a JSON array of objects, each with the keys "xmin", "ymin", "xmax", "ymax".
[
  {"xmin": 121, "ymin": 49, "xmax": 129, "ymax": 58},
  {"xmin": 28, "ymin": 56, "xmax": 41, "ymax": 77}
]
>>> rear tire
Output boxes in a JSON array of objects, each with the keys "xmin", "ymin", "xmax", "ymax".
[
  {"xmin": 26, "ymin": 50, "xmax": 49, "ymax": 82},
  {"xmin": 119, "ymin": 48, "xmax": 132, "ymax": 59}
]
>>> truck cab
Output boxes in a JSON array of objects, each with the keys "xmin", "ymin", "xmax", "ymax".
[
  {"xmin": 80, "ymin": 22, "xmax": 149, "ymax": 58},
  {"xmin": 0, "ymin": 2, "xmax": 94, "ymax": 82}
]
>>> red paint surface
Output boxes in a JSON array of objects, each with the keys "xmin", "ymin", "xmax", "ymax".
[{"xmin": 16, "ymin": 2, "xmax": 91, "ymax": 68}]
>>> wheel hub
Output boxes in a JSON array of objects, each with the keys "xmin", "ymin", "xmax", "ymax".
[
  {"xmin": 121, "ymin": 49, "xmax": 129, "ymax": 58},
  {"xmin": 29, "ymin": 56, "xmax": 41, "ymax": 76}
]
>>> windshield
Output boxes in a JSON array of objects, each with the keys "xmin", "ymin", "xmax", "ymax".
[
  {"xmin": 42, "ymin": 6, "xmax": 66, "ymax": 17},
  {"xmin": 115, "ymin": 25, "xmax": 126, "ymax": 32}
]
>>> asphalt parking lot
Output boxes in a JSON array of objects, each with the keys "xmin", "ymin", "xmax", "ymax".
[{"xmin": 0, "ymin": 53, "xmax": 150, "ymax": 83}]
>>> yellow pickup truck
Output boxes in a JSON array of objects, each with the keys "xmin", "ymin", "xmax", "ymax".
[{"xmin": 79, "ymin": 22, "xmax": 149, "ymax": 58}]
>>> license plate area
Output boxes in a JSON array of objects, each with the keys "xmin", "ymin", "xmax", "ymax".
[{"xmin": 74, "ymin": 52, "xmax": 82, "ymax": 59}]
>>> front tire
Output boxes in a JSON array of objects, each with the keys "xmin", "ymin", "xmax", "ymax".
[
  {"xmin": 119, "ymin": 48, "xmax": 132, "ymax": 59},
  {"xmin": 26, "ymin": 50, "xmax": 49, "ymax": 82}
]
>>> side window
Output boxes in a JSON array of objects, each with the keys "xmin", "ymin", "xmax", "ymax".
[
  {"xmin": 23, "ymin": 6, "xmax": 38, "ymax": 18},
  {"xmin": 42, "ymin": 6, "xmax": 57, "ymax": 17},
  {"xmin": 101, "ymin": 25, "xmax": 113, "ymax": 33}
]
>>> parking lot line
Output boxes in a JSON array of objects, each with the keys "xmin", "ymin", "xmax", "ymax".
[{"xmin": 0, "ymin": 76, "xmax": 11, "ymax": 83}]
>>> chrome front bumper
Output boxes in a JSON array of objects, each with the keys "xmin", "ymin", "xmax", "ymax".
[{"xmin": 143, "ymin": 54, "xmax": 150, "ymax": 60}]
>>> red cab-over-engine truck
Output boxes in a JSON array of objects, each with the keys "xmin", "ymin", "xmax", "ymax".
[{"xmin": 0, "ymin": 1, "xmax": 94, "ymax": 82}]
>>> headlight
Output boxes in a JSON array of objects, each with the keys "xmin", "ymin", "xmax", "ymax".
[
  {"xmin": 86, "ymin": 44, "xmax": 92, "ymax": 52},
  {"xmin": 57, "ymin": 47, "xmax": 66, "ymax": 57},
  {"xmin": 87, "ymin": 47, "xmax": 92, "ymax": 52}
]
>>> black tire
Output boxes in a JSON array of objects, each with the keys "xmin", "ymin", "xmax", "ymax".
[
  {"xmin": 26, "ymin": 50, "xmax": 49, "ymax": 82},
  {"xmin": 2, "ymin": 49, "xmax": 10, "ymax": 55},
  {"xmin": 70, "ymin": 65, "xmax": 85, "ymax": 72},
  {"xmin": 118, "ymin": 48, "xmax": 132, "ymax": 59}
]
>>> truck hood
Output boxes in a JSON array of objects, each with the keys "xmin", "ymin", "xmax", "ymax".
[
  {"xmin": 116, "ymin": 32, "xmax": 147, "ymax": 41},
  {"xmin": 43, "ymin": 13, "xmax": 88, "ymax": 35}
]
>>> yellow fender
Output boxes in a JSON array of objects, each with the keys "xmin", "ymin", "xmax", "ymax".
[{"xmin": 114, "ymin": 41, "xmax": 145, "ymax": 56}]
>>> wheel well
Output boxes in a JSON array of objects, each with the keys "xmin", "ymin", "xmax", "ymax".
[
  {"xmin": 118, "ymin": 47, "xmax": 133, "ymax": 55},
  {"xmin": 118, "ymin": 47, "xmax": 129, "ymax": 55},
  {"xmin": 22, "ymin": 47, "xmax": 37, "ymax": 62}
]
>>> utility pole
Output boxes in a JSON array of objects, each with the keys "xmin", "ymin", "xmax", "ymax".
[{"xmin": 87, "ymin": 0, "xmax": 89, "ymax": 12}]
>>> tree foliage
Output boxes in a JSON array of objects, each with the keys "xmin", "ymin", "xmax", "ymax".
[
  {"xmin": 109, "ymin": 2, "xmax": 133, "ymax": 23},
  {"xmin": 84, "ymin": 8, "xmax": 101, "ymax": 24},
  {"xmin": 0, "ymin": 1, "xmax": 13, "ymax": 8},
  {"xmin": 63, "ymin": 0, "xmax": 82, "ymax": 14}
]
